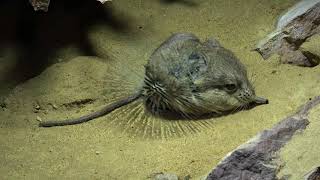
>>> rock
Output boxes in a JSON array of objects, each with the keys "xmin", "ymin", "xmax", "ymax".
[
  {"xmin": 36, "ymin": 116, "xmax": 42, "ymax": 122},
  {"xmin": 255, "ymin": 0, "xmax": 320, "ymax": 67},
  {"xmin": 206, "ymin": 96, "xmax": 320, "ymax": 180},
  {"xmin": 29, "ymin": 0, "xmax": 50, "ymax": 12},
  {"xmin": 49, "ymin": 103, "xmax": 58, "ymax": 110},
  {"xmin": 52, "ymin": 104, "xmax": 58, "ymax": 110},
  {"xmin": 35, "ymin": 104, "xmax": 40, "ymax": 110},
  {"xmin": 304, "ymin": 166, "xmax": 320, "ymax": 180},
  {"xmin": 95, "ymin": 151, "xmax": 101, "ymax": 155},
  {"xmin": 62, "ymin": 98, "xmax": 95, "ymax": 109},
  {"xmin": 33, "ymin": 102, "xmax": 41, "ymax": 113},
  {"xmin": 97, "ymin": 0, "xmax": 112, "ymax": 3},
  {"xmin": 28, "ymin": 0, "xmax": 111, "ymax": 12},
  {"xmin": 151, "ymin": 172, "xmax": 179, "ymax": 180}
]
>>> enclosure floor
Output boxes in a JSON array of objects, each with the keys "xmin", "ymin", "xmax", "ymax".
[{"xmin": 1, "ymin": 0, "xmax": 320, "ymax": 179}]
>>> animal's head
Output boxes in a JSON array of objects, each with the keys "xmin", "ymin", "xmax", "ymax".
[
  {"xmin": 185, "ymin": 47, "xmax": 268, "ymax": 115},
  {"xmin": 142, "ymin": 37, "xmax": 268, "ymax": 117}
]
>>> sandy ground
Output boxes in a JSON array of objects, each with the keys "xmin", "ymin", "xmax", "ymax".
[{"xmin": 1, "ymin": 0, "xmax": 320, "ymax": 179}]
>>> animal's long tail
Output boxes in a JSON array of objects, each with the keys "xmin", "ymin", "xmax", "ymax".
[{"xmin": 39, "ymin": 92, "xmax": 142, "ymax": 127}]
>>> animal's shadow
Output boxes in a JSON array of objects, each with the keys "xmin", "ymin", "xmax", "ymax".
[
  {"xmin": 145, "ymin": 101, "xmax": 263, "ymax": 121},
  {"xmin": 159, "ymin": 0, "xmax": 199, "ymax": 7},
  {"xmin": 110, "ymin": 100, "xmax": 267, "ymax": 139}
]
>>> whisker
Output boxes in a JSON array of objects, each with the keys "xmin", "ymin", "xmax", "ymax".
[
  {"xmin": 173, "ymin": 98, "xmax": 193, "ymax": 120},
  {"xmin": 177, "ymin": 95, "xmax": 203, "ymax": 115},
  {"xmin": 231, "ymin": 104, "xmax": 242, "ymax": 114},
  {"xmin": 241, "ymin": 104, "xmax": 247, "ymax": 111},
  {"xmin": 249, "ymin": 71, "xmax": 257, "ymax": 87},
  {"xmin": 194, "ymin": 96, "xmax": 224, "ymax": 114},
  {"xmin": 173, "ymin": 97, "xmax": 197, "ymax": 119}
]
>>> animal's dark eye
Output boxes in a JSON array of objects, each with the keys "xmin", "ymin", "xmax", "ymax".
[{"xmin": 225, "ymin": 83, "xmax": 237, "ymax": 92}]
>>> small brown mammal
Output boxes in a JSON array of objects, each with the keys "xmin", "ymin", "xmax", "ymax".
[{"xmin": 39, "ymin": 33, "xmax": 268, "ymax": 127}]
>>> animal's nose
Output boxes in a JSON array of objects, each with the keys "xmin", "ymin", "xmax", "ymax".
[{"xmin": 253, "ymin": 96, "xmax": 269, "ymax": 105}]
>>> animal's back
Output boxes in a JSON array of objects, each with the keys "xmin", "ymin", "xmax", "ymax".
[{"xmin": 146, "ymin": 33, "xmax": 247, "ymax": 86}]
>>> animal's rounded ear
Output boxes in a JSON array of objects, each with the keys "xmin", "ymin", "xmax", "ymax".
[
  {"xmin": 204, "ymin": 37, "xmax": 221, "ymax": 48},
  {"xmin": 187, "ymin": 51, "xmax": 208, "ymax": 80},
  {"xmin": 188, "ymin": 51, "xmax": 207, "ymax": 66}
]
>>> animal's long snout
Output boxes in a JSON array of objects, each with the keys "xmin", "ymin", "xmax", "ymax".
[{"xmin": 253, "ymin": 96, "xmax": 269, "ymax": 105}]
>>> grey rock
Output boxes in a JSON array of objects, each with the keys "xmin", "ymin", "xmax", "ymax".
[
  {"xmin": 152, "ymin": 172, "xmax": 179, "ymax": 180},
  {"xmin": 304, "ymin": 166, "xmax": 320, "ymax": 180},
  {"xmin": 255, "ymin": 0, "xmax": 320, "ymax": 67},
  {"xmin": 206, "ymin": 96, "xmax": 320, "ymax": 180},
  {"xmin": 29, "ymin": 0, "xmax": 50, "ymax": 12},
  {"xmin": 28, "ymin": 0, "xmax": 111, "ymax": 12}
]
